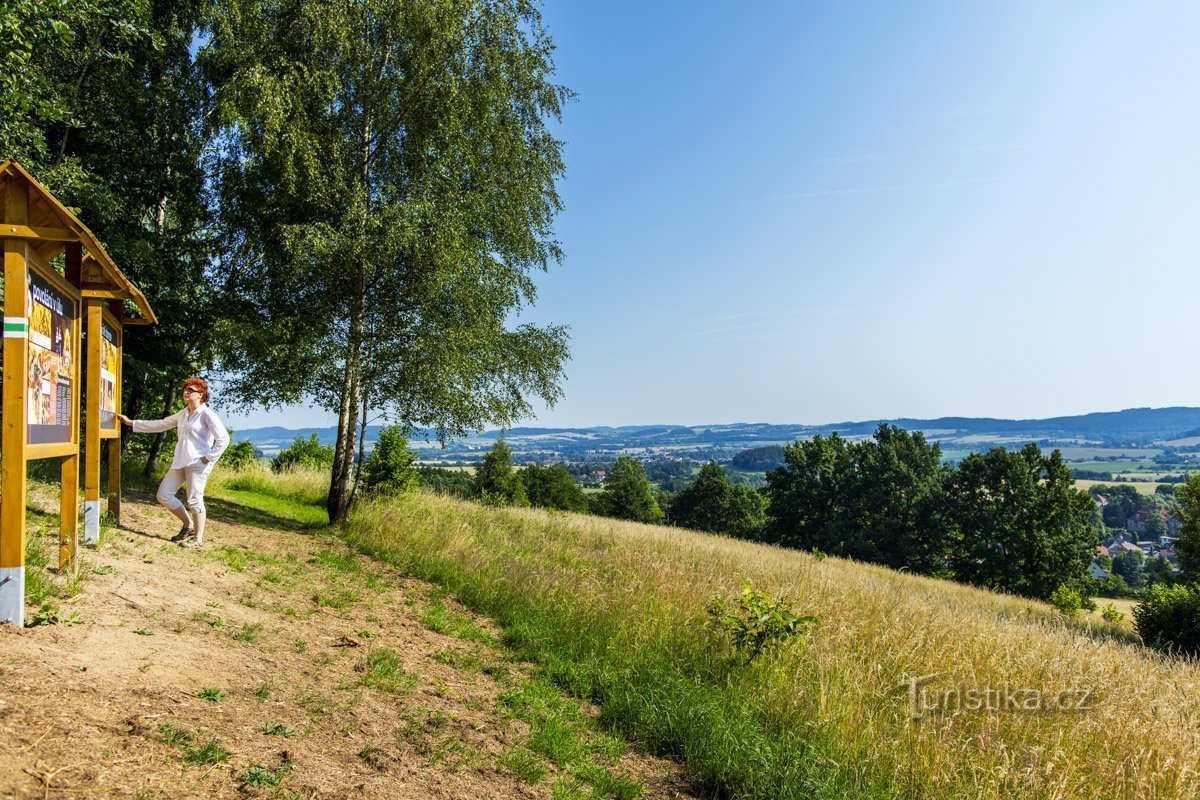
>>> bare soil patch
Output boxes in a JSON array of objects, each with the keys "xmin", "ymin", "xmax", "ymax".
[{"xmin": 0, "ymin": 489, "xmax": 699, "ymax": 799}]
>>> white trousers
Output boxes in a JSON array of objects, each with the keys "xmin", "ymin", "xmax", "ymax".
[{"xmin": 156, "ymin": 462, "xmax": 211, "ymax": 517}]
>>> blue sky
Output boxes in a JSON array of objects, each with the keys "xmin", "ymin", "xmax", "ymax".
[{"xmin": 223, "ymin": 1, "xmax": 1200, "ymax": 430}]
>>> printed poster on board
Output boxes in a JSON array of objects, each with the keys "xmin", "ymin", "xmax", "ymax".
[
  {"xmin": 26, "ymin": 270, "xmax": 76, "ymax": 445},
  {"xmin": 100, "ymin": 319, "xmax": 119, "ymax": 429}
]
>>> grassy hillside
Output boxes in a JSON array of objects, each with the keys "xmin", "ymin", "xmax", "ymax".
[{"xmin": 320, "ymin": 481, "xmax": 1200, "ymax": 800}]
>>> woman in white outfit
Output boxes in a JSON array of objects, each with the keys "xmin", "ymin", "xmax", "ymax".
[{"xmin": 117, "ymin": 377, "xmax": 230, "ymax": 548}]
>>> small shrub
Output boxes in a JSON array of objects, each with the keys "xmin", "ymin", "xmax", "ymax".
[
  {"xmin": 183, "ymin": 738, "xmax": 230, "ymax": 765},
  {"xmin": 1049, "ymin": 585, "xmax": 1083, "ymax": 615},
  {"xmin": 158, "ymin": 723, "xmax": 192, "ymax": 747},
  {"xmin": 221, "ymin": 439, "xmax": 260, "ymax": 470},
  {"xmin": 240, "ymin": 759, "xmax": 293, "ymax": 788},
  {"xmin": 706, "ymin": 581, "xmax": 818, "ymax": 660},
  {"xmin": 361, "ymin": 425, "xmax": 418, "ymax": 495},
  {"xmin": 1134, "ymin": 583, "xmax": 1200, "ymax": 656},
  {"xmin": 1102, "ymin": 603, "xmax": 1125, "ymax": 623},
  {"xmin": 259, "ymin": 722, "xmax": 295, "ymax": 738},
  {"xmin": 196, "ymin": 686, "xmax": 224, "ymax": 702},
  {"xmin": 271, "ymin": 434, "xmax": 334, "ymax": 472},
  {"xmin": 26, "ymin": 602, "xmax": 81, "ymax": 628}
]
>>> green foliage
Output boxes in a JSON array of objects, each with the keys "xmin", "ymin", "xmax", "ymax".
[
  {"xmin": 271, "ymin": 435, "xmax": 335, "ymax": 473},
  {"xmin": 358, "ymin": 648, "xmax": 416, "ymax": 694},
  {"xmin": 1101, "ymin": 603, "xmax": 1125, "ymax": 623},
  {"xmin": 1112, "ymin": 551, "xmax": 1146, "ymax": 589},
  {"xmin": 258, "ymin": 721, "xmax": 294, "ymax": 738},
  {"xmin": 1134, "ymin": 582, "xmax": 1200, "ymax": 657},
  {"xmin": 1143, "ymin": 508, "xmax": 1169, "ymax": 539},
  {"xmin": 474, "ymin": 440, "xmax": 527, "ymax": 507},
  {"xmin": 593, "ymin": 457, "xmax": 662, "ymax": 524},
  {"xmin": 706, "ymin": 582, "xmax": 819, "ymax": 660},
  {"xmin": 1177, "ymin": 474, "xmax": 1200, "ymax": 581},
  {"xmin": 670, "ymin": 461, "xmax": 766, "ymax": 539},
  {"xmin": 521, "ymin": 464, "xmax": 588, "ymax": 513},
  {"xmin": 417, "ymin": 466, "xmax": 476, "ymax": 499},
  {"xmin": 945, "ymin": 445, "xmax": 1097, "ymax": 602},
  {"xmin": 158, "ymin": 723, "xmax": 192, "ymax": 747},
  {"xmin": 196, "ymin": 686, "xmax": 224, "ymax": 703},
  {"xmin": 1090, "ymin": 573, "xmax": 1134, "ymax": 598},
  {"xmin": 26, "ymin": 602, "xmax": 81, "ymax": 628},
  {"xmin": 1049, "ymin": 585, "xmax": 1083, "ymax": 615},
  {"xmin": 221, "ymin": 439, "xmax": 259, "ymax": 470},
  {"xmin": 764, "ymin": 424, "xmax": 950, "ymax": 573},
  {"xmin": 240, "ymin": 759, "xmax": 293, "ymax": 789},
  {"xmin": 361, "ymin": 425, "xmax": 418, "ymax": 495},
  {"xmin": 498, "ymin": 748, "xmax": 548, "ymax": 784},
  {"xmin": 182, "ymin": 738, "xmax": 230, "ymax": 766}
]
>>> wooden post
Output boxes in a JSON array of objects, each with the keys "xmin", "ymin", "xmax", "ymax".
[
  {"xmin": 1, "ymin": 180, "xmax": 29, "ymax": 625},
  {"xmin": 107, "ymin": 438, "xmax": 121, "ymax": 525},
  {"xmin": 59, "ymin": 453, "xmax": 78, "ymax": 574},
  {"xmin": 83, "ymin": 300, "xmax": 101, "ymax": 543},
  {"xmin": 104, "ymin": 299, "xmax": 122, "ymax": 527}
]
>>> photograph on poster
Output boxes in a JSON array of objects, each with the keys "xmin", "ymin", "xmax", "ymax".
[
  {"xmin": 26, "ymin": 270, "xmax": 76, "ymax": 444},
  {"xmin": 100, "ymin": 320, "xmax": 119, "ymax": 429}
]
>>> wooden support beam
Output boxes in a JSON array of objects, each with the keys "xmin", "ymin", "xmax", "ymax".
[
  {"xmin": 1, "ymin": 179, "xmax": 29, "ymax": 626},
  {"xmin": 0, "ymin": 225, "xmax": 77, "ymax": 243},
  {"xmin": 81, "ymin": 288, "xmax": 133, "ymax": 301},
  {"xmin": 60, "ymin": 453, "xmax": 78, "ymax": 575},
  {"xmin": 121, "ymin": 318, "xmax": 154, "ymax": 326},
  {"xmin": 107, "ymin": 438, "xmax": 121, "ymax": 526}
]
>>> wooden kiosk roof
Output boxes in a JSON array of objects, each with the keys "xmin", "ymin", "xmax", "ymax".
[{"xmin": 0, "ymin": 160, "xmax": 156, "ymax": 325}]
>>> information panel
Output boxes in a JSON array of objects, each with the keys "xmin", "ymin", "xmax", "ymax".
[
  {"xmin": 26, "ymin": 269, "xmax": 77, "ymax": 445},
  {"xmin": 100, "ymin": 317, "xmax": 120, "ymax": 431}
]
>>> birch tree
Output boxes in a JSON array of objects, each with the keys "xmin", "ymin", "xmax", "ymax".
[{"xmin": 205, "ymin": 0, "xmax": 570, "ymax": 522}]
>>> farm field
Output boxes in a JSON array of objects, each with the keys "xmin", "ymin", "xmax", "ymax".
[{"xmin": 1075, "ymin": 479, "xmax": 1166, "ymax": 494}]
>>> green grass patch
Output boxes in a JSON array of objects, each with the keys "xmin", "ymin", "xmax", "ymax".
[
  {"xmin": 359, "ymin": 647, "xmax": 417, "ymax": 694},
  {"xmin": 240, "ymin": 758, "xmax": 293, "ymax": 788},
  {"xmin": 498, "ymin": 747, "xmax": 548, "ymax": 784},
  {"xmin": 310, "ymin": 548, "xmax": 361, "ymax": 573},
  {"xmin": 422, "ymin": 595, "xmax": 493, "ymax": 644},
  {"xmin": 196, "ymin": 686, "xmax": 224, "ymax": 703},
  {"xmin": 184, "ymin": 738, "xmax": 230, "ymax": 766},
  {"xmin": 258, "ymin": 721, "xmax": 295, "ymax": 738},
  {"xmin": 313, "ymin": 586, "xmax": 361, "ymax": 610},
  {"xmin": 229, "ymin": 622, "xmax": 264, "ymax": 644}
]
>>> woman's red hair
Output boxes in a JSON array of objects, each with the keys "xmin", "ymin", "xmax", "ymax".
[{"xmin": 184, "ymin": 377, "xmax": 209, "ymax": 403}]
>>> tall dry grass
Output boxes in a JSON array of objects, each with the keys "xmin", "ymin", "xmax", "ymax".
[
  {"xmin": 207, "ymin": 460, "xmax": 329, "ymax": 507},
  {"xmin": 339, "ymin": 491, "xmax": 1200, "ymax": 799}
]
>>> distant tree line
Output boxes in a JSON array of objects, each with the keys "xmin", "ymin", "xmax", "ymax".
[{"xmin": 759, "ymin": 425, "xmax": 1098, "ymax": 602}]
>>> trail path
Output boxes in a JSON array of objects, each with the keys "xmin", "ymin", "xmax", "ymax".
[{"xmin": 0, "ymin": 489, "xmax": 698, "ymax": 799}]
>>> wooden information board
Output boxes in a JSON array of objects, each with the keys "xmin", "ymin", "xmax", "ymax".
[{"xmin": 1, "ymin": 160, "xmax": 155, "ymax": 627}]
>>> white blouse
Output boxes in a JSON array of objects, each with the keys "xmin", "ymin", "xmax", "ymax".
[{"xmin": 133, "ymin": 404, "xmax": 230, "ymax": 471}]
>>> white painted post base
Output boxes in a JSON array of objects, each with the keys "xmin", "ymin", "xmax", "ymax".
[
  {"xmin": 83, "ymin": 500, "xmax": 101, "ymax": 545},
  {"xmin": 0, "ymin": 566, "xmax": 25, "ymax": 627}
]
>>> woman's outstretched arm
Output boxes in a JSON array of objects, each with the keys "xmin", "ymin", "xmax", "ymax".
[{"xmin": 123, "ymin": 410, "xmax": 183, "ymax": 434}]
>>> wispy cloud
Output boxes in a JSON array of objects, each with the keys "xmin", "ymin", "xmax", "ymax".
[
  {"xmin": 691, "ymin": 310, "xmax": 796, "ymax": 339},
  {"xmin": 772, "ymin": 176, "xmax": 1001, "ymax": 203}
]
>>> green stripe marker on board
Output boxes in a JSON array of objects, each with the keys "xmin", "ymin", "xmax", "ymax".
[{"xmin": 2, "ymin": 317, "xmax": 28, "ymax": 338}]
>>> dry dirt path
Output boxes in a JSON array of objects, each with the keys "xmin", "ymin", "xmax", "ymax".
[{"xmin": 0, "ymin": 489, "xmax": 699, "ymax": 800}]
